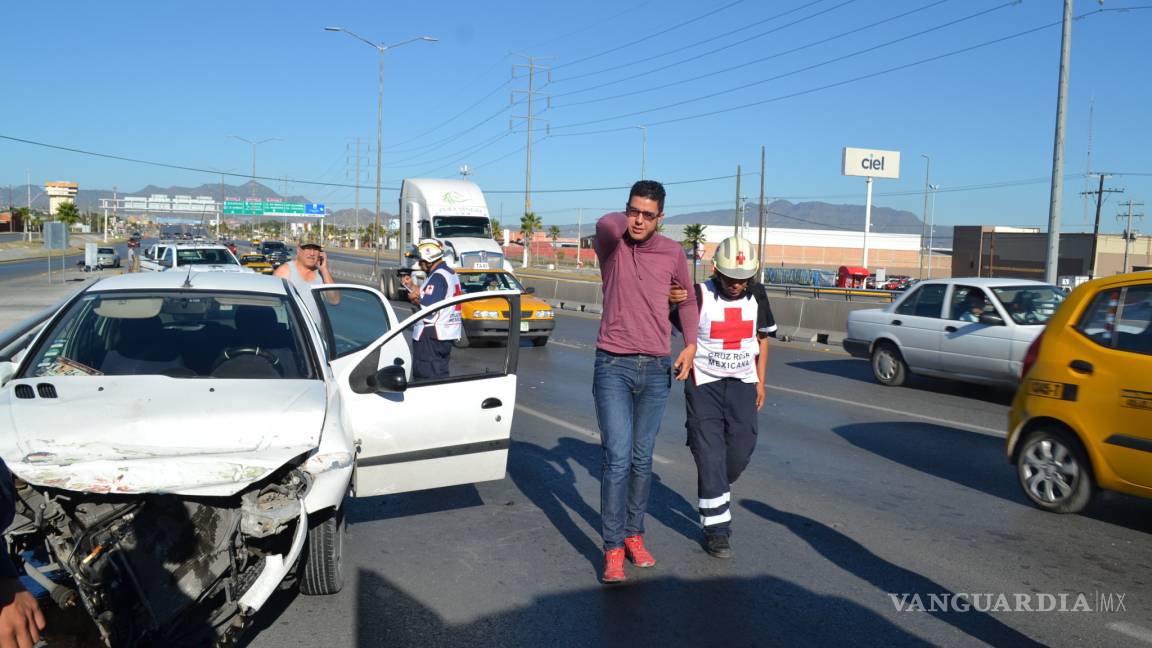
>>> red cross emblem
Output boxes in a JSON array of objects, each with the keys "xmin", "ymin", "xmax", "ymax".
[
  {"xmin": 736, "ymin": 251, "xmax": 746, "ymax": 265},
  {"xmin": 710, "ymin": 307, "xmax": 753, "ymax": 349}
]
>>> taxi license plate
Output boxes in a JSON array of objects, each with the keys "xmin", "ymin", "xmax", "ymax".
[
  {"xmin": 1029, "ymin": 380, "xmax": 1064, "ymax": 399},
  {"xmin": 520, "ymin": 321, "xmax": 529, "ymax": 332}
]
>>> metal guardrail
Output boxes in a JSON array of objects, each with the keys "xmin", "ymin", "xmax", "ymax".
[{"xmin": 762, "ymin": 283, "xmax": 897, "ymax": 303}]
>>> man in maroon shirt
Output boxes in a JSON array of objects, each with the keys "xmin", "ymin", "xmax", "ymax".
[{"xmin": 593, "ymin": 180, "xmax": 699, "ymax": 584}]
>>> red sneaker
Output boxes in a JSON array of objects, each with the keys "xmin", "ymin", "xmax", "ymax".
[
  {"xmin": 623, "ymin": 535, "xmax": 656, "ymax": 568},
  {"xmin": 602, "ymin": 548, "xmax": 627, "ymax": 583}
]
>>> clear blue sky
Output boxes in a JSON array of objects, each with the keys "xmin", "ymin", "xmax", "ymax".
[{"xmin": 2, "ymin": 0, "xmax": 1150, "ymax": 232}]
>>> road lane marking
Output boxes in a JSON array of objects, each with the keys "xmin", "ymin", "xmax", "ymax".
[
  {"xmin": 1109, "ymin": 622, "xmax": 1152, "ymax": 645},
  {"xmin": 764, "ymin": 384, "xmax": 1005, "ymax": 438},
  {"xmin": 515, "ymin": 404, "xmax": 674, "ymax": 465},
  {"xmin": 548, "ymin": 340, "xmax": 587, "ymax": 350}
]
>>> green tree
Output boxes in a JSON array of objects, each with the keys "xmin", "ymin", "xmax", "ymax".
[
  {"xmin": 490, "ymin": 217, "xmax": 503, "ymax": 241},
  {"xmin": 547, "ymin": 224, "xmax": 561, "ymax": 264},
  {"xmin": 55, "ymin": 202, "xmax": 81, "ymax": 229},
  {"xmin": 683, "ymin": 223, "xmax": 707, "ymax": 281},
  {"xmin": 520, "ymin": 211, "xmax": 542, "ymax": 267}
]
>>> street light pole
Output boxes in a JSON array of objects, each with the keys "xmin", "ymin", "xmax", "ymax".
[
  {"xmin": 927, "ymin": 184, "xmax": 939, "ymax": 279},
  {"xmin": 636, "ymin": 125, "xmax": 647, "ymax": 179},
  {"xmin": 228, "ymin": 135, "xmax": 280, "ymax": 234},
  {"xmin": 919, "ymin": 154, "xmax": 931, "ymax": 279},
  {"xmin": 326, "ymin": 27, "xmax": 437, "ymax": 281},
  {"xmin": 1044, "ymin": 0, "xmax": 1073, "ymax": 284}
]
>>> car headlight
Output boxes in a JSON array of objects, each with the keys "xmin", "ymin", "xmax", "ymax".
[
  {"xmin": 472, "ymin": 310, "xmax": 501, "ymax": 319},
  {"xmin": 535, "ymin": 310, "xmax": 554, "ymax": 319}
]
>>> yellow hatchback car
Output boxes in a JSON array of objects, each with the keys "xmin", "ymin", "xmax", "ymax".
[
  {"xmin": 1007, "ymin": 271, "xmax": 1152, "ymax": 513},
  {"xmin": 238, "ymin": 253, "xmax": 274, "ymax": 275},
  {"xmin": 455, "ymin": 269, "xmax": 555, "ymax": 347}
]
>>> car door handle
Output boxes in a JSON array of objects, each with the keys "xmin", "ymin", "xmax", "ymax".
[
  {"xmin": 945, "ymin": 325, "xmax": 957, "ymax": 332},
  {"xmin": 481, "ymin": 398, "xmax": 503, "ymax": 409},
  {"xmin": 891, "ymin": 319, "xmax": 902, "ymax": 326},
  {"xmin": 1069, "ymin": 360, "xmax": 1093, "ymax": 375}
]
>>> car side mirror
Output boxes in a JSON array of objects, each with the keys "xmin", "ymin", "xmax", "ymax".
[
  {"xmin": 979, "ymin": 312, "xmax": 1005, "ymax": 326},
  {"xmin": 0, "ymin": 361, "xmax": 15, "ymax": 387},
  {"xmin": 161, "ymin": 258, "xmax": 172, "ymax": 268},
  {"xmin": 524, "ymin": 286, "xmax": 536, "ymax": 294},
  {"xmin": 374, "ymin": 364, "xmax": 407, "ymax": 393}
]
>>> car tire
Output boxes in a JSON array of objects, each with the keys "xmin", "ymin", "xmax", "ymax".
[
  {"xmin": 454, "ymin": 330, "xmax": 471, "ymax": 348},
  {"xmin": 531, "ymin": 336, "xmax": 549, "ymax": 347},
  {"xmin": 299, "ymin": 507, "xmax": 345, "ymax": 596},
  {"xmin": 1016, "ymin": 428, "xmax": 1094, "ymax": 514},
  {"xmin": 870, "ymin": 342, "xmax": 907, "ymax": 386}
]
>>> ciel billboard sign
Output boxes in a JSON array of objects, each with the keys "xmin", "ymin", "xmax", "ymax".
[{"xmin": 842, "ymin": 147, "xmax": 901, "ymax": 180}]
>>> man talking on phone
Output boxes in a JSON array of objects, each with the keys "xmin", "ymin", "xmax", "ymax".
[{"xmin": 274, "ymin": 241, "xmax": 335, "ymax": 289}]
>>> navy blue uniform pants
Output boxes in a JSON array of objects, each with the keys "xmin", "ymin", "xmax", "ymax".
[
  {"xmin": 684, "ymin": 376, "xmax": 758, "ymax": 537},
  {"xmin": 413, "ymin": 334, "xmax": 453, "ymax": 380}
]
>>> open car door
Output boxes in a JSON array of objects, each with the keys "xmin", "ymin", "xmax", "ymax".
[{"xmin": 316, "ymin": 286, "xmax": 521, "ymax": 498}]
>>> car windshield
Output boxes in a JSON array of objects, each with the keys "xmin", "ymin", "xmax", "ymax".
[
  {"xmin": 990, "ymin": 285, "xmax": 1065, "ymax": 325},
  {"xmin": 98, "ymin": 248, "xmax": 115, "ymax": 255},
  {"xmin": 458, "ymin": 272, "xmax": 523, "ymax": 294},
  {"xmin": 433, "ymin": 216, "xmax": 491, "ymax": 238},
  {"xmin": 177, "ymin": 248, "xmax": 238, "ymax": 265},
  {"xmin": 241, "ymin": 255, "xmax": 267, "ymax": 263},
  {"xmin": 262, "ymin": 242, "xmax": 287, "ymax": 251},
  {"xmin": 22, "ymin": 292, "xmax": 316, "ymax": 379}
]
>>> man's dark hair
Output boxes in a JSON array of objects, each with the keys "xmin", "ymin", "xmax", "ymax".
[{"xmin": 629, "ymin": 180, "xmax": 666, "ymax": 213}]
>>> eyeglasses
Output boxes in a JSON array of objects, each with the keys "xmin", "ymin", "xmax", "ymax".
[{"xmin": 625, "ymin": 205, "xmax": 661, "ymax": 221}]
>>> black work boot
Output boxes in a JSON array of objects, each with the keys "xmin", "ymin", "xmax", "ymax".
[{"xmin": 703, "ymin": 533, "xmax": 732, "ymax": 559}]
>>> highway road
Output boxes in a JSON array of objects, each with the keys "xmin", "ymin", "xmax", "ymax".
[
  {"xmin": 4, "ymin": 250, "xmax": 1148, "ymax": 647},
  {"xmin": 235, "ymin": 308, "xmax": 1150, "ymax": 647}
]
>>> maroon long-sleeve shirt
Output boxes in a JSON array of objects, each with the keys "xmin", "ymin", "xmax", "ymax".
[{"xmin": 594, "ymin": 212, "xmax": 698, "ymax": 356}]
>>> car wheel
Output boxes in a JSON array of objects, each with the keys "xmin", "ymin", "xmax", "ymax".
[
  {"xmin": 1016, "ymin": 428, "xmax": 1094, "ymax": 514},
  {"xmin": 870, "ymin": 342, "xmax": 907, "ymax": 386},
  {"xmin": 531, "ymin": 336, "xmax": 549, "ymax": 347},
  {"xmin": 299, "ymin": 507, "xmax": 345, "ymax": 596},
  {"xmin": 454, "ymin": 329, "xmax": 471, "ymax": 348}
]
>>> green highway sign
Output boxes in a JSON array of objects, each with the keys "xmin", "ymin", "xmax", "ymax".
[{"xmin": 224, "ymin": 201, "xmax": 313, "ymax": 215}]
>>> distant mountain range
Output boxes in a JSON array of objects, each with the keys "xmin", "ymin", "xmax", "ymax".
[{"xmin": 2, "ymin": 183, "xmax": 948, "ymax": 244}]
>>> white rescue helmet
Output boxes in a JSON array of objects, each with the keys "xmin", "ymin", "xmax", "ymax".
[
  {"xmin": 414, "ymin": 239, "xmax": 445, "ymax": 263},
  {"xmin": 713, "ymin": 235, "xmax": 759, "ymax": 280}
]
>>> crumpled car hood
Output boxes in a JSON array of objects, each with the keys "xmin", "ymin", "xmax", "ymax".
[{"xmin": 0, "ymin": 377, "xmax": 326, "ymax": 496}]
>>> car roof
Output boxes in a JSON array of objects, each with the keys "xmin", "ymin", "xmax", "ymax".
[
  {"xmin": 83, "ymin": 271, "xmax": 289, "ymax": 295},
  {"xmin": 914, "ymin": 277, "xmax": 1056, "ymax": 288}
]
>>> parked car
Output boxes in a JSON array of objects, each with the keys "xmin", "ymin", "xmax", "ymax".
[
  {"xmin": 843, "ymin": 278, "xmax": 1065, "ymax": 388},
  {"xmin": 239, "ymin": 252, "xmax": 274, "ymax": 274},
  {"xmin": 454, "ymin": 268, "xmax": 555, "ymax": 347},
  {"xmin": 1007, "ymin": 271, "xmax": 1152, "ymax": 513},
  {"xmin": 0, "ymin": 272, "xmax": 523, "ymax": 645},
  {"xmin": 96, "ymin": 246, "xmax": 121, "ymax": 268}
]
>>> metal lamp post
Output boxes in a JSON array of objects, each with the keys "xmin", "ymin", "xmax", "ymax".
[
  {"xmin": 919, "ymin": 154, "xmax": 931, "ymax": 279},
  {"xmin": 228, "ymin": 135, "xmax": 280, "ymax": 234},
  {"xmin": 325, "ymin": 27, "xmax": 437, "ymax": 280},
  {"xmin": 927, "ymin": 183, "xmax": 939, "ymax": 279}
]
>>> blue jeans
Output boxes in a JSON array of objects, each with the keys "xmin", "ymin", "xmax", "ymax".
[{"xmin": 593, "ymin": 350, "xmax": 672, "ymax": 551}]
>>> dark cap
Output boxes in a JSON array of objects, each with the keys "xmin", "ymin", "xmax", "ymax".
[{"xmin": 299, "ymin": 242, "xmax": 323, "ymax": 251}]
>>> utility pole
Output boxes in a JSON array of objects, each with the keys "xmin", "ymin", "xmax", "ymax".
[
  {"xmin": 1044, "ymin": 0, "xmax": 1073, "ymax": 284},
  {"xmin": 26, "ymin": 170, "xmax": 32, "ymax": 241},
  {"xmin": 1117, "ymin": 200, "xmax": 1144, "ymax": 274},
  {"xmin": 1080, "ymin": 173, "xmax": 1122, "ymax": 278},
  {"xmin": 757, "ymin": 146, "xmax": 766, "ymax": 270},
  {"xmin": 347, "ymin": 137, "xmax": 370, "ymax": 249},
  {"xmin": 733, "ymin": 165, "xmax": 742, "ymax": 231},
  {"xmin": 512, "ymin": 55, "xmax": 551, "ymax": 218}
]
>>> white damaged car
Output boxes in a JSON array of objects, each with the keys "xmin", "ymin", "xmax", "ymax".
[{"xmin": 0, "ymin": 272, "xmax": 524, "ymax": 646}]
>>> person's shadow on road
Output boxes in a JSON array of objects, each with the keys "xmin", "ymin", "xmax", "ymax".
[{"xmin": 508, "ymin": 437, "xmax": 700, "ymax": 576}]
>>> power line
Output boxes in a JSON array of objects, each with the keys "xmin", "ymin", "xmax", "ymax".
[
  {"xmin": 551, "ymin": 0, "xmax": 1023, "ymax": 125},
  {"xmin": 552, "ymin": 0, "xmax": 853, "ymax": 88},
  {"xmin": 552, "ymin": 0, "xmax": 747, "ymax": 71},
  {"xmin": 554, "ymin": 0, "xmax": 954, "ymax": 106}
]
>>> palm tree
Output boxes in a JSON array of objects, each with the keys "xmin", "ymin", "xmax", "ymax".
[
  {"xmin": 520, "ymin": 211, "xmax": 542, "ymax": 267},
  {"xmin": 547, "ymin": 224, "xmax": 561, "ymax": 264},
  {"xmin": 490, "ymin": 217, "xmax": 503, "ymax": 241},
  {"xmin": 55, "ymin": 202, "xmax": 81, "ymax": 230},
  {"xmin": 683, "ymin": 223, "xmax": 707, "ymax": 281}
]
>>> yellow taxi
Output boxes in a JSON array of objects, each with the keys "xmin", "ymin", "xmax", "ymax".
[
  {"xmin": 454, "ymin": 269, "xmax": 554, "ymax": 347},
  {"xmin": 238, "ymin": 253, "xmax": 274, "ymax": 275},
  {"xmin": 1007, "ymin": 271, "xmax": 1152, "ymax": 513}
]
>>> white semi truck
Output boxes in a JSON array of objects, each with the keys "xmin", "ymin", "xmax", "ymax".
[{"xmin": 380, "ymin": 178, "xmax": 513, "ymax": 300}]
